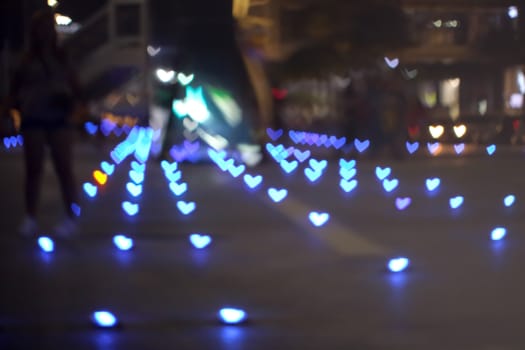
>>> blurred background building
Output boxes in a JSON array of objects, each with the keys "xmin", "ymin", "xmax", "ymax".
[{"xmin": 1, "ymin": 0, "xmax": 524, "ymax": 146}]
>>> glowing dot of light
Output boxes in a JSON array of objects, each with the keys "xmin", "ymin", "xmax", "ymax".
[
  {"xmin": 388, "ymin": 257, "xmax": 409, "ymax": 272},
  {"xmin": 218, "ymin": 308, "xmax": 247, "ymax": 324},
  {"xmin": 38, "ymin": 236, "xmax": 54, "ymax": 253},
  {"xmin": 113, "ymin": 235, "xmax": 133, "ymax": 251},
  {"xmin": 189, "ymin": 234, "xmax": 212, "ymax": 249},
  {"xmin": 491, "ymin": 227, "xmax": 507, "ymax": 241},
  {"xmin": 92, "ymin": 311, "xmax": 118, "ymax": 328}
]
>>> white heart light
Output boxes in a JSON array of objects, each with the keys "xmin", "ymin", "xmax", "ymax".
[
  {"xmin": 453, "ymin": 124, "xmax": 467, "ymax": 138},
  {"xmin": 384, "ymin": 57, "xmax": 399, "ymax": 69},
  {"xmin": 428, "ymin": 125, "xmax": 444, "ymax": 139}
]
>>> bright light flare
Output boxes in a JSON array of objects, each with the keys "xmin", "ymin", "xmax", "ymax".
[
  {"xmin": 155, "ymin": 68, "xmax": 176, "ymax": 83},
  {"xmin": 113, "ymin": 235, "xmax": 134, "ymax": 251},
  {"xmin": 388, "ymin": 257, "xmax": 409, "ymax": 272},
  {"xmin": 218, "ymin": 308, "xmax": 247, "ymax": 324},
  {"xmin": 491, "ymin": 227, "xmax": 507, "ymax": 241},
  {"xmin": 508, "ymin": 6, "xmax": 518, "ymax": 19},
  {"xmin": 55, "ymin": 14, "xmax": 72, "ymax": 26},
  {"xmin": 38, "ymin": 236, "xmax": 54, "ymax": 253},
  {"xmin": 92, "ymin": 311, "xmax": 118, "ymax": 328}
]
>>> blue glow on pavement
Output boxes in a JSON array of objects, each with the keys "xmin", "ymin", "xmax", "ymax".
[
  {"xmin": 308, "ymin": 211, "xmax": 330, "ymax": 227},
  {"xmin": 83, "ymin": 182, "xmax": 97, "ymax": 198},
  {"xmin": 425, "ymin": 178, "xmax": 440, "ymax": 192},
  {"xmin": 267, "ymin": 188, "xmax": 288, "ymax": 203},
  {"xmin": 38, "ymin": 236, "xmax": 54, "ymax": 253},
  {"xmin": 388, "ymin": 257, "xmax": 409, "ymax": 272},
  {"xmin": 121, "ymin": 201, "xmax": 139, "ymax": 216},
  {"xmin": 375, "ymin": 166, "xmax": 391, "ymax": 180},
  {"xmin": 449, "ymin": 196, "xmax": 464, "ymax": 209},
  {"xmin": 92, "ymin": 311, "xmax": 117, "ymax": 328},
  {"xmin": 113, "ymin": 235, "xmax": 134, "ymax": 251},
  {"xmin": 219, "ymin": 308, "xmax": 247, "ymax": 324},
  {"xmin": 100, "ymin": 161, "xmax": 115, "ymax": 176},
  {"xmin": 189, "ymin": 234, "xmax": 212, "ymax": 249},
  {"xmin": 504, "ymin": 195, "xmax": 515, "ymax": 207},
  {"xmin": 491, "ymin": 227, "xmax": 506, "ymax": 241}
]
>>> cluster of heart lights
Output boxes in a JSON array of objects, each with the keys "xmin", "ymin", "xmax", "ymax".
[
  {"xmin": 2, "ymin": 135, "xmax": 23, "ymax": 149},
  {"xmin": 262, "ymin": 128, "xmax": 515, "ymax": 273}
]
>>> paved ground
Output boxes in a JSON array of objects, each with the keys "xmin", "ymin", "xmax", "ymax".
[{"xmin": 1, "ymin": 135, "xmax": 525, "ymax": 349}]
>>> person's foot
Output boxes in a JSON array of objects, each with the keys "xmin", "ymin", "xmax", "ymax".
[
  {"xmin": 18, "ymin": 216, "xmax": 38, "ymax": 237},
  {"xmin": 53, "ymin": 217, "xmax": 78, "ymax": 238}
]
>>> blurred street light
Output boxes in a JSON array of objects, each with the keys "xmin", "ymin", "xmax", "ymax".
[{"xmin": 54, "ymin": 13, "xmax": 72, "ymax": 26}]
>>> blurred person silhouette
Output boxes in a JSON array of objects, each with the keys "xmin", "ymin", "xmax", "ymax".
[
  {"xmin": 1, "ymin": 9, "xmax": 84, "ymax": 237},
  {"xmin": 371, "ymin": 72, "xmax": 407, "ymax": 159}
]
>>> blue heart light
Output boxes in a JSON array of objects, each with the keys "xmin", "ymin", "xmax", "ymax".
[
  {"xmin": 113, "ymin": 234, "xmax": 134, "ymax": 251},
  {"xmin": 339, "ymin": 159, "xmax": 356, "ymax": 170},
  {"xmin": 427, "ymin": 142, "xmax": 439, "ymax": 154},
  {"xmin": 315, "ymin": 134, "xmax": 328, "ymax": 147},
  {"xmin": 330, "ymin": 136, "xmax": 346, "ymax": 149},
  {"xmin": 122, "ymin": 201, "xmax": 139, "ymax": 216},
  {"xmin": 218, "ymin": 158, "xmax": 235, "ymax": 172},
  {"xmin": 92, "ymin": 311, "xmax": 117, "ymax": 328},
  {"xmin": 177, "ymin": 201, "xmax": 196, "ymax": 215},
  {"xmin": 207, "ymin": 148, "xmax": 227, "ymax": 164},
  {"xmin": 189, "ymin": 233, "xmax": 212, "ymax": 249},
  {"xmin": 227, "ymin": 164, "xmax": 246, "ymax": 178},
  {"xmin": 38, "ymin": 236, "xmax": 54, "ymax": 253},
  {"xmin": 126, "ymin": 182, "xmax": 143, "ymax": 197},
  {"xmin": 308, "ymin": 211, "xmax": 330, "ymax": 227},
  {"xmin": 486, "ymin": 144, "xmax": 496, "ymax": 155},
  {"xmin": 169, "ymin": 181, "xmax": 188, "ymax": 196},
  {"xmin": 129, "ymin": 170, "xmax": 144, "ymax": 184},
  {"xmin": 375, "ymin": 166, "xmax": 391, "ymax": 180},
  {"xmin": 130, "ymin": 160, "xmax": 145, "ymax": 173},
  {"xmin": 491, "ymin": 227, "xmax": 506, "ymax": 241},
  {"xmin": 382, "ymin": 178, "xmax": 399, "ymax": 192},
  {"xmin": 293, "ymin": 149, "xmax": 311, "ymax": 163},
  {"xmin": 449, "ymin": 196, "xmax": 464, "ymax": 209},
  {"xmin": 454, "ymin": 143, "xmax": 465, "ymax": 154},
  {"xmin": 425, "ymin": 178, "xmax": 441, "ymax": 191},
  {"xmin": 243, "ymin": 174, "xmax": 263, "ymax": 189},
  {"xmin": 309, "ymin": 158, "xmax": 327, "ymax": 172},
  {"xmin": 267, "ymin": 188, "xmax": 288, "ymax": 202},
  {"xmin": 266, "ymin": 128, "xmax": 283, "ymax": 141},
  {"xmin": 388, "ymin": 257, "xmax": 409, "ymax": 272},
  {"xmin": 161, "ymin": 160, "xmax": 178, "ymax": 173},
  {"xmin": 100, "ymin": 161, "xmax": 115, "ymax": 176},
  {"xmin": 3, "ymin": 137, "xmax": 11, "ymax": 149},
  {"xmin": 84, "ymin": 122, "xmax": 98, "ymax": 135},
  {"xmin": 339, "ymin": 167, "xmax": 356, "ymax": 180},
  {"xmin": 304, "ymin": 167, "xmax": 323, "ymax": 182},
  {"xmin": 354, "ymin": 139, "xmax": 370, "ymax": 153},
  {"xmin": 218, "ymin": 307, "xmax": 247, "ymax": 324},
  {"xmin": 265, "ymin": 143, "xmax": 285, "ymax": 162},
  {"xmin": 406, "ymin": 141, "xmax": 419, "ymax": 154},
  {"xmin": 339, "ymin": 179, "xmax": 357, "ymax": 193},
  {"xmin": 17, "ymin": 135, "xmax": 23, "ymax": 146},
  {"xmin": 165, "ymin": 170, "xmax": 182, "ymax": 183},
  {"xmin": 71, "ymin": 203, "xmax": 81, "ymax": 217},
  {"xmin": 83, "ymin": 182, "xmax": 97, "ymax": 198},
  {"xmin": 280, "ymin": 159, "xmax": 299, "ymax": 174},
  {"xmin": 395, "ymin": 197, "xmax": 411, "ymax": 210},
  {"xmin": 504, "ymin": 195, "xmax": 515, "ymax": 207}
]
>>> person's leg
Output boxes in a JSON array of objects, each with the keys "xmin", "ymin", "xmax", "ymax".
[
  {"xmin": 18, "ymin": 128, "xmax": 46, "ymax": 236},
  {"xmin": 47, "ymin": 128, "xmax": 78, "ymax": 219},
  {"xmin": 22, "ymin": 129, "xmax": 47, "ymax": 218}
]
